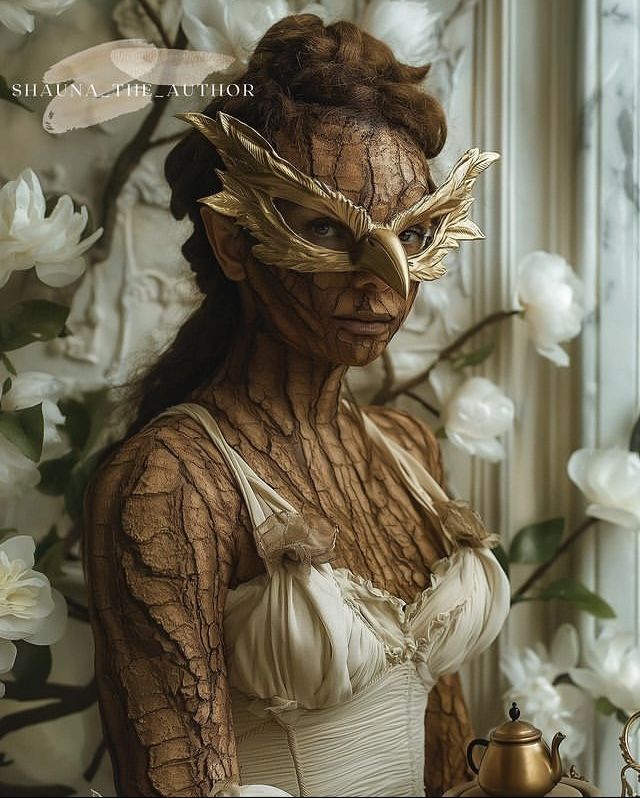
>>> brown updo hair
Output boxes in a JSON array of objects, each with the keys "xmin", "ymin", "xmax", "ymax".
[{"xmin": 127, "ymin": 13, "xmax": 446, "ymax": 436}]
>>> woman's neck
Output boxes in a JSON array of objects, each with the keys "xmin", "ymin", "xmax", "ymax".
[{"xmin": 192, "ymin": 328, "xmax": 348, "ymax": 436}]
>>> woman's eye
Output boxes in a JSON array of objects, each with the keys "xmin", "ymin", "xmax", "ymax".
[
  {"xmin": 398, "ymin": 226, "xmax": 433, "ymax": 255},
  {"xmin": 309, "ymin": 218, "xmax": 337, "ymax": 237}
]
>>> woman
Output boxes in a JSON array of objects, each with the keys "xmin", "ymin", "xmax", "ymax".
[{"xmin": 83, "ymin": 14, "xmax": 509, "ymax": 798}]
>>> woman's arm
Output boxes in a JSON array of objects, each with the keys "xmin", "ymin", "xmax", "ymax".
[{"xmin": 83, "ymin": 420, "xmax": 240, "ymax": 797}]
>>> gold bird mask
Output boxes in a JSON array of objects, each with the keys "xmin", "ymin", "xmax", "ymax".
[{"xmin": 177, "ymin": 110, "xmax": 499, "ymax": 299}]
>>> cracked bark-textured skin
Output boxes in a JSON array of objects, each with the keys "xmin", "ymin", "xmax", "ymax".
[{"xmin": 83, "ymin": 114, "xmax": 475, "ymax": 797}]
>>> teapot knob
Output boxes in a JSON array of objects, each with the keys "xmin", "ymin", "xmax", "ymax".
[{"xmin": 509, "ymin": 702, "xmax": 521, "ymax": 722}]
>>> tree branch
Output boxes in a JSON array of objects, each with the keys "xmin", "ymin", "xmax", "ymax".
[
  {"xmin": 402, "ymin": 390, "xmax": 441, "ymax": 418},
  {"xmin": 138, "ymin": 0, "xmax": 172, "ymax": 48},
  {"xmin": 148, "ymin": 131, "xmax": 186, "ymax": 150},
  {"xmin": 95, "ymin": 27, "xmax": 188, "ymax": 259},
  {"xmin": 3, "ymin": 678, "xmax": 96, "ymax": 704},
  {"xmin": 372, "ymin": 309, "xmax": 520, "ymax": 404},
  {"xmin": 511, "ymin": 517, "xmax": 598, "ymax": 601},
  {"xmin": 0, "ymin": 780, "xmax": 75, "ymax": 797},
  {"xmin": 0, "ymin": 679, "xmax": 97, "ymax": 739},
  {"xmin": 83, "ymin": 737, "xmax": 107, "ymax": 783}
]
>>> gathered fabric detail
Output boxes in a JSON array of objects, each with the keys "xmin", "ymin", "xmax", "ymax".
[
  {"xmin": 431, "ymin": 497, "xmax": 500, "ymax": 550},
  {"xmin": 254, "ymin": 508, "xmax": 338, "ymax": 576}
]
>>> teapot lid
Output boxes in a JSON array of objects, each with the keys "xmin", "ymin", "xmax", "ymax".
[{"xmin": 490, "ymin": 703, "xmax": 542, "ymax": 743}]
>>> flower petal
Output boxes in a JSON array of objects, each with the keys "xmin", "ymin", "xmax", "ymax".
[
  {"xmin": 23, "ymin": 587, "xmax": 68, "ymax": 645},
  {"xmin": 0, "ymin": 639, "xmax": 17, "ymax": 673},
  {"xmin": 0, "ymin": 534, "xmax": 36, "ymax": 568}
]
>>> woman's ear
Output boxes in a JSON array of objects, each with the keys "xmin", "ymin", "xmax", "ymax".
[{"xmin": 200, "ymin": 207, "xmax": 250, "ymax": 282}]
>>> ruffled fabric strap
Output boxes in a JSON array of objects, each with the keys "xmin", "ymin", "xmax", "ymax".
[
  {"xmin": 431, "ymin": 498, "xmax": 500, "ymax": 550},
  {"xmin": 255, "ymin": 507, "xmax": 338, "ymax": 575}
]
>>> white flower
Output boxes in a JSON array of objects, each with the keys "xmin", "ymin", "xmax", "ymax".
[
  {"xmin": 0, "ymin": 534, "xmax": 67, "ymax": 644},
  {"xmin": 359, "ymin": 0, "xmax": 440, "ymax": 66},
  {"xmin": 568, "ymin": 448, "xmax": 640, "ymax": 529},
  {"xmin": 181, "ymin": 0, "xmax": 440, "ymax": 74},
  {"xmin": 1, "ymin": 372, "xmax": 66, "ymax": 449},
  {"xmin": 571, "ymin": 627, "xmax": 640, "ymax": 717},
  {"xmin": 0, "ymin": 0, "xmax": 76, "ymax": 34},
  {"xmin": 515, "ymin": 251, "xmax": 585, "ymax": 367},
  {"xmin": 0, "ymin": 439, "xmax": 40, "ymax": 502},
  {"xmin": 501, "ymin": 625, "xmax": 590, "ymax": 760},
  {"xmin": 431, "ymin": 366, "xmax": 514, "ymax": 462},
  {"xmin": 0, "ymin": 638, "xmax": 17, "ymax": 697},
  {"xmin": 181, "ymin": 0, "xmax": 290, "ymax": 70},
  {"xmin": 0, "ymin": 169, "xmax": 102, "ymax": 289}
]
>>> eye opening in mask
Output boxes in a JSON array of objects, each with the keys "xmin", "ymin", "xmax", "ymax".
[
  {"xmin": 273, "ymin": 197, "xmax": 357, "ymax": 252},
  {"xmin": 398, "ymin": 220, "xmax": 437, "ymax": 257}
]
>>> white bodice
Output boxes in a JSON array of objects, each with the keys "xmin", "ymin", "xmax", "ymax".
[{"xmin": 156, "ymin": 402, "xmax": 510, "ymax": 798}]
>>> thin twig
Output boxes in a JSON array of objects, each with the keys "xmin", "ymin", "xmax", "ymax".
[
  {"xmin": 511, "ymin": 517, "xmax": 597, "ymax": 601},
  {"xmin": 372, "ymin": 309, "xmax": 520, "ymax": 404},
  {"xmin": 137, "ymin": 0, "xmax": 172, "ymax": 48},
  {"xmin": 402, "ymin": 390, "xmax": 441, "ymax": 417}
]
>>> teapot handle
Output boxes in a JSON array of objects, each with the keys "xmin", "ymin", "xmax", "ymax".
[{"xmin": 467, "ymin": 738, "xmax": 489, "ymax": 775}]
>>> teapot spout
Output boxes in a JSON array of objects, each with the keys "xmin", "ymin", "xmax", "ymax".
[{"xmin": 550, "ymin": 732, "xmax": 566, "ymax": 782}]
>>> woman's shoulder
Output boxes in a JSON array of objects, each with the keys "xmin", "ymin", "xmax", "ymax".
[
  {"xmin": 84, "ymin": 411, "xmax": 245, "ymax": 537},
  {"xmin": 360, "ymin": 404, "xmax": 444, "ymax": 483}
]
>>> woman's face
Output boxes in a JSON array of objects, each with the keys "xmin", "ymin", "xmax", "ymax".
[{"xmin": 221, "ymin": 114, "xmax": 432, "ymax": 367}]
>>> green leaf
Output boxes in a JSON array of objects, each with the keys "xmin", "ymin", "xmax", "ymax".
[
  {"xmin": 452, "ymin": 341, "xmax": 496, "ymax": 370},
  {"xmin": 60, "ymin": 389, "xmax": 108, "ymax": 455},
  {"xmin": 537, "ymin": 578, "xmax": 616, "ymax": 618},
  {"xmin": 1, "ymin": 376, "xmax": 11, "ymax": 397},
  {"xmin": 493, "ymin": 544, "xmax": 510, "ymax": 577},
  {"xmin": 509, "ymin": 518, "xmax": 565, "ymax": 564},
  {"xmin": 0, "ymin": 300, "xmax": 69, "ymax": 352},
  {"xmin": 0, "ymin": 404, "xmax": 44, "ymax": 461},
  {"xmin": 594, "ymin": 697, "xmax": 630, "ymax": 724},
  {"xmin": 0, "ymin": 75, "xmax": 32, "ymax": 112},
  {"xmin": 38, "ymin": 451, "xmax": 78, "ymax": 496},
  {"xmin": 60, "ymin": 397, "xmax": 91, "ymax": 452},
  {"xmin": 435, "ymin": 426, "xmax": 447, "ymax": 439},
  {"xmin": 595, "ymin": 696, "xmax": 618, "ymax": 716},
  {"xmin": 10, "ymin": 640, "xmax": 52, "ymax": 691},
  {"xmin": 64, "ymin": 449, "xmax": 105, "ymax": 521},
  {"xmin": 1, "ymin": 353, "xmax": 16, "ymax": 375}
]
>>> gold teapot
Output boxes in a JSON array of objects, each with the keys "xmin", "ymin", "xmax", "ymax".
[{"xmin": 466, "ymin": 702, "xmax": 566, "ymax": 797}]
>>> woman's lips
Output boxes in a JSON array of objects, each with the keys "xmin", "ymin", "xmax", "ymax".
[{"xmin": 333, "ymin": 315, "xmax": 393, "ymax": 336}]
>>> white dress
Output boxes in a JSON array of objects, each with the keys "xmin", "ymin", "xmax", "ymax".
[{"xmin": 156, "ymin": 402, "xmax": 510, "ymax": 798}]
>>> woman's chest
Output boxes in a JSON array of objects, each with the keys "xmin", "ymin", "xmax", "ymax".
[{"xmin": 230, "ymin": 434, "xmax": 443, "ymax": 603}]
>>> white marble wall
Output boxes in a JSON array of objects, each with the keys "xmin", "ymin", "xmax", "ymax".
[{"xmin": 577, "ymin": 0, "xmax": 640, "ymax": 791}]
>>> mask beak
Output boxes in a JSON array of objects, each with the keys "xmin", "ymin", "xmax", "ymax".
[{"xmin": 354, "ymin": 228, "xmax": 411, "ymax": 299}]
